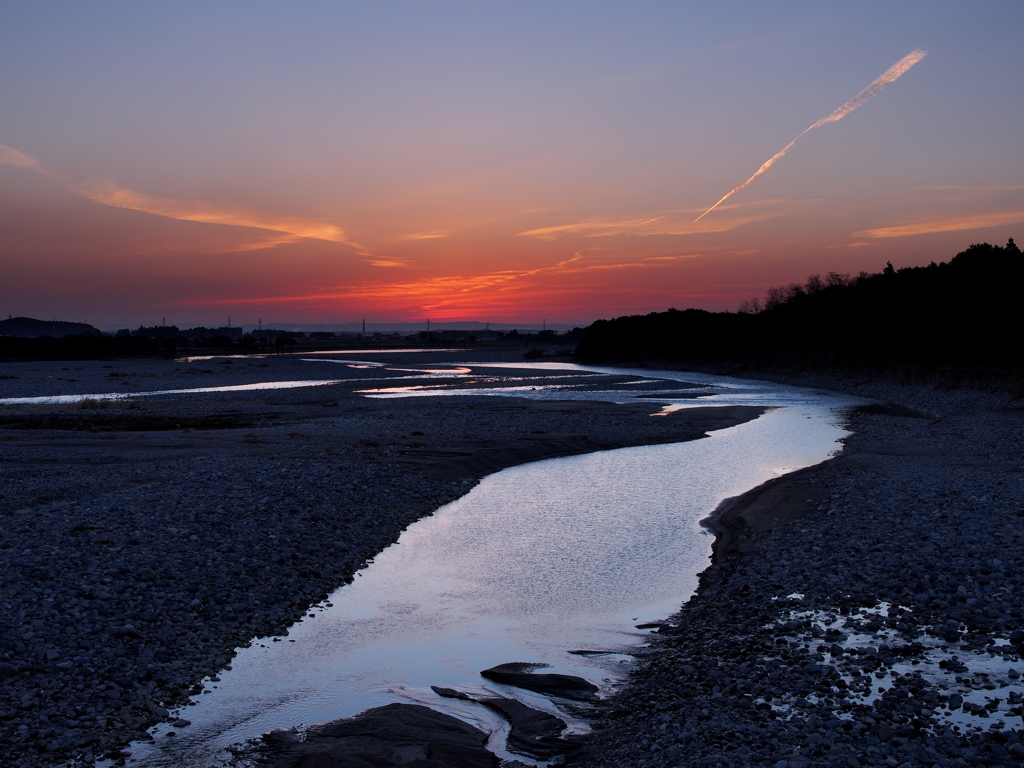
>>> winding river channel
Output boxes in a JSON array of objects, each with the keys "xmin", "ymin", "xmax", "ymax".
[{"xmin": 122, "ymin": 364, "xmax": 864, "ymax": 767}]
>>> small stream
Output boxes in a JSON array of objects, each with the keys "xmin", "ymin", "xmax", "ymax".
[{"xmin": 120, "ymin": 366, "xmax": 864, "ymax": 767}]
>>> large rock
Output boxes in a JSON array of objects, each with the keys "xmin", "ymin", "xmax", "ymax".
[
  {"xmin": 430, "ymin": 686, "xmax": 473, "ymax": 701},
  {"xmin": 255, "ymin": 703, "xmax": 498, "ymax": 768},
  {"xmin": 479, "ymin": 697, "xmax": 582, "ymax": 760},
  {"xmin": 480, "ymin": 663, "xmax": 599, "ymax": 701}
]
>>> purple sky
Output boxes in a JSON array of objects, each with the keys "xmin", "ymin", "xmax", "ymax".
[{"xmin": 1, "ymin": 2, "xmax": 1022, "ymax": 328}]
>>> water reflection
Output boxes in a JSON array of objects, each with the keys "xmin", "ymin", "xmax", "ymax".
[
  {"xmin": 2, "ymin": 360, "xmax": 829, "ymax": 415},
  {"xmin": 126, "ymin": 378, "xmax": 863, "ymax": 768},
  {"xmin": 180, "ymin": 348, "xmax": 465, "ymax": 362},
  {"xmin": 0, "ymin": 379, "xmax": 347, "ymax": 406},
  {"xmin": 343, "ymin": 362, "xmax": 766, "ymax": 409}
]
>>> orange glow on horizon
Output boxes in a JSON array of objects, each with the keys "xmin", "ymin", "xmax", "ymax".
[{"xmin": 167, "ymin": 250, "xmax": 720, "ymax": 320}]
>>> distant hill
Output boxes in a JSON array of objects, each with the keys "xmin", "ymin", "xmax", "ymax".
[
  {"xmin": 576, "ymin": 239, "xmax": 1024, "ymax": 380},
  {"xmin": 0, "ymin": 316, "xmax": 101, "ymax": 338}
]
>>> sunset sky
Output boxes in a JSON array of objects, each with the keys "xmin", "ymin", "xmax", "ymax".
[{"xmin": 2, "ymin": 2, "xmax": 1022, "ymax": 329}]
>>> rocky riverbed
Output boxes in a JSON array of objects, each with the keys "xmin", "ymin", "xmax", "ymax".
[
  {"xmin": 0, "ymin": 349, "xmax": 764, "ymax": 767},
  {"xmin": 576, "ymin": 374, "xmax": 1024, "ymax": 768},
  {"xmin": 5, "ymin": 352, "xmax": 1020, "ymax": 768}
]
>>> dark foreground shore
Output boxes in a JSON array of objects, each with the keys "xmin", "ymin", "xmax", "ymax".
[
  {"xmin": 240, "ymin": 370, "xmax": 1024, "ymax": 768},
  {"xmin": 4, "ymin": 353, "xmax": 1021, "ymax": 768},
  {"xmin": 0, "ymin": 350, "xmax": 764, "ymax": 767},
  {"xmin": 576, "ymin": 374, "xmax": 1024, "ymax": 768}
]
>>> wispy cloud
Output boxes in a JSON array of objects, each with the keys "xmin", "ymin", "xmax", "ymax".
[
  {"xmin": 0, "ymin": 145, "xmax": 45, "ymax": 171},
  {"xmin": 401, "ymin": 231, "xmax": 451, "ymax": 241},
  {"xmin": 695, "ymin": 49, "xmax": 927, "ymax": 222},
  {"xmin": 0, "ymin": 143, "xmax": 359, "ymax": 251},
  {"xmin": 917, "ymin": 184, "xmax": 1024, "ymax": 193},
  {"xmin": 518, "ymin": 206, "xmax": 785, "ymax": 240},
  {"xmin": 856, "ymin": 210, "xmax": 1024, "ymax": 239},
  {"xmin": 213, "ymin": 233, "xmax": 304, "ymax": 252},
  {"xmin": 519, "ymin": 216, "xmax": 666, "ymax": 239},
  {"xmin": 77, "ymin": 178, "xmax": 351, "ymax": 243},
  {"xmin": 366, "ymin": 258, "xmax": 411, "ymax": 268}
]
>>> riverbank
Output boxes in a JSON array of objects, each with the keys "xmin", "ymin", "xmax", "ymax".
[
  {"xmin": 576, "ymin": 374, "xmax": 1024, "ymax": 768},
  {"xmin": 0, "ymin": 351, "xmax": 764, "ymax": 767}
]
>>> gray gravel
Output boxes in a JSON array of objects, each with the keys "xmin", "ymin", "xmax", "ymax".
[
  {"xmin": 0, "ymin": 350, "xmax": 733, "ymax": 768},
  {"xmin": 7, "ymin": 353, "xmax": 1019, "ymax": 768},
  {"xmin": 577, "ymin": 373, "xmax": 1024, "ymax": 768}
]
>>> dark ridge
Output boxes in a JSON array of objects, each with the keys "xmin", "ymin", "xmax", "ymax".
[{"xmin": 0, "ymin": 317, "xmax": 101, "ymax": 338}]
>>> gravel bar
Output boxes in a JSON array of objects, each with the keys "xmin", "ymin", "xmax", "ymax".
[
  {"xmin": 576, "ymin": 373, "xmax": 1024, "ymax": 768},
  {"xmin": 0, "ymin": 350, "xmax": 761, "ymax": 767}
]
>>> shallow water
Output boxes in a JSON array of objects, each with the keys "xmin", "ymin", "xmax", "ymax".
[
  {"xmin": 0, "ymin": 358, "xmax": 838, "ymax": 410},
  {"xmin": 358, "ymin": 361, "xmax": 848, "ymax": 412},
  {"xmin": 0, "ymin": 379, "xmax": 349, "ymax": 405},
  {"xmin": 125, "ymin": 370, "xmax": 863, "ymax": 767},
  {"xmin": 179, "ymin": 348, "xmax": 465, "ymax": 362}
]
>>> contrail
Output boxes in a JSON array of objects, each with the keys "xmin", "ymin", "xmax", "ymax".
[{"xmin": 694, "ymin": 48, "xmax": 927, "ymax": 222}]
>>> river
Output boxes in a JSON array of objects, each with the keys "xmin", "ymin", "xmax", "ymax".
[{"xmin": 120, "ymin": 363, "xmax": 863, "ymax": 767}]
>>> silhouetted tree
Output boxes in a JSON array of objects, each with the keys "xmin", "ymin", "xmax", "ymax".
[
  {"xmin": 805, "ymin": 274, "xmax": 825, "ymax": 294},
  {"xmin": 576, "ymin": 239, "xmax": 1023, "ymax": 378}
]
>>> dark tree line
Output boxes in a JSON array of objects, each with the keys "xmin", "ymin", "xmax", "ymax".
[
  {"xmin": 575, "ymin": 240, "xmax": 1024, "ymax": 378},
  {"xmin": 0, "ymin": 331, "xmax": 289, "ymax": 361},
  {"xmin": 0, "ymin": 334, "xmax": 172, "ymax": 362}
]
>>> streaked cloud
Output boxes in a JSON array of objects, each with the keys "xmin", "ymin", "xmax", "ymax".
[
  {"xmin": 366, "ymin": 258, "xmax": 411, "ymax": 268},
  {"xmin": 401, "ymin": 231, "xmax": 451, "ymax": 241},
  {"xmin": 214, "ymin": 234, "xmax": 304, "ymax": 252},
  {"xmin": 1, "ymin": 143, "xmax": 358, "ymax": 250},
  {"xmin": 519, "ymin": 216, "xmax": 665, "ymax": 239},
  {"xmin": 917, "ymin": 184, "xmax": 1024, "ymax": 193},
  {"xmin": 518, "ymin": 206, "xmax": 784, "ymax": 240},
  {"xmin": 77, "ymin": 179, "xmax": 351, "ymax": 243},
  {"xmin": 857, "ymin": 210, "xmax": 1024, "ymax": 239},
  {"xmin": 0, "ymin": 144, "xmax": 44, "ymax": 170}
]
